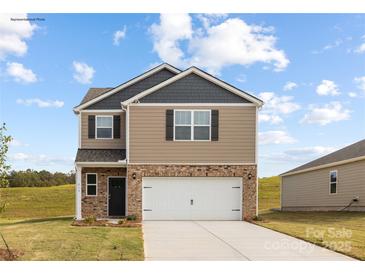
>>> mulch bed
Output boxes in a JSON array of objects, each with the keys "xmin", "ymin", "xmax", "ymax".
[
  {"xmin": 71, "ymin": 220, "xmax": 141, "ymax": 228},
  {"xmin": 0, "ymin": 248, "xmax": 23, "ymax": 261}
]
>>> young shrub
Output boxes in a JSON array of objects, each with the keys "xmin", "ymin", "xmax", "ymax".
[
  {"xmin": 126, "ymin": 215, "xmax": 136, "ymax": 221},
  {"xmin": 84, "ymin": 215, "xmax": 96, "ymax": 224}
]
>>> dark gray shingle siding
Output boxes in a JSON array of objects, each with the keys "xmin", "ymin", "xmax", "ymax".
[
  {"xmin": 86, "ymin": 69, "xmax": 176, "ymax": 109},
  {"xmin": 282, "ymin": 139, "xmax": 365, "ymax": 175},
  {"xmin": 75, "ymin": 149, "xmax": 126, "ymax": 162},
  {"xmin": 139, "ymin": 73, "xmax": 251, "ymax": 103}
]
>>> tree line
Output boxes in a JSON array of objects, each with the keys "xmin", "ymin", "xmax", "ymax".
[{"xmin": 6, "ymin": 169, "xmax": 75, "ymax": 187}]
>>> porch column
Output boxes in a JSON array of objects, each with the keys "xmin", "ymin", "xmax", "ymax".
[{"xmin": 75, "ymin": 165, "xmax": 82, "ymax": 220}]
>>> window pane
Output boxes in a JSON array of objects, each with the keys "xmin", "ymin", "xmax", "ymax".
[
  {"xmin": 87, "ymin": 185, "xmax": 96, "ymax": 196},
  {"xmin": 194, "ymin": 126, "xmax": 210, "ymax": 140},
  {"xmin": 330, "ymin": 171, "xmax": 337, "ymax": 183},
  {"xmin": 97, "ymin": 116, "xmax": 112, "ymax": 127},
  {"xmin": 175, "ymin": 111, "xmax": 191, "ymax": 125},
  {"xmin": 175, "ymin": 126, "xmax": 191, "ymax": 140},
  {"xmin": 330, "ymin": 183, "xmax": 337, "ymax": 194},
  {"xmin": 87, "ymin": 174, "xmax": 96, "ymax": 185},
  {"xmin": 194, "ymin": 111, "xmax": 210, "ymax": 125},
  {"xmin": 97, "ymin": 128, "xmax": 112, "ymax": 138}
]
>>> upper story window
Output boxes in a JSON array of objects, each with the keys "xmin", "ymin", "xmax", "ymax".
[
  {"xmin": 329, "ymin": 170, "xmax": 337, "ymax": 194},
  {"xmin": 96, "ymin": 116, "xmax": 113, "ymax": 139},
  {"xmin": 174, "ymin": 110, "xmax": 211, "ymax": 141}
]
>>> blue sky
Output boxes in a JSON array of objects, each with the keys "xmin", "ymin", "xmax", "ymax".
[{"xmin": 0, "ymin": 13, "xmax": 364, "ymax": 177}]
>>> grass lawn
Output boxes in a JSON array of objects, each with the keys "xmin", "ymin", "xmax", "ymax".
[
  {"xmin": 0, "ymin": 184, "xmax": 75, "ymax": 219},
  {"xmin": 256, "ymin": 176, "xmax": 365, "ymax": 260},
  {"xmin": 0, "ymin": 185, "xmax": 144, "ymax": 260}
]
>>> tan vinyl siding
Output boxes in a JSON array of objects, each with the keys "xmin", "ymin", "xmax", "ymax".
[
  {"xmin": 281, "ymin": 160, "xmax": 365, "ymax": 208},
  {"xmin": 129, "ymin": 105, "xmax": 256, "ymax": 163},
  {"xmin": 80, "ymin": 112, "xmax": 125, "ymax": 149}
]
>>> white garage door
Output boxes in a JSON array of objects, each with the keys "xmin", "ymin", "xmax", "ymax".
[{"xmin": 142, "ymin": 177, "xmax": 242, "ymax": 220}]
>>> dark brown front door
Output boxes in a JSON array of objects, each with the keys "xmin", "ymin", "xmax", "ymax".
[{"xmin": 108, "ymin": 177, "xmax": 126, "ymax": 217}]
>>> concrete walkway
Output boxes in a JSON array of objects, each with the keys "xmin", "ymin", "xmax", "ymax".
[{"xmin": 143, "ymin": 221, "xmax": 354, "ymax": 261}]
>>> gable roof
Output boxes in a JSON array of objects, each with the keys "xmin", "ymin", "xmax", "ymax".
[
  {"xmin": 79, "ymin": 88, "xmax": 113, "ymax": 105},
  {"xmin": 139, "ymin": 73, "xmax": 252, "ymax": 103},
  {"xmin": 281, "ymin": 139, "xmax": 365, "ymax": 176},
  {"xmin": 121, "ymin": 66, "xmax": 264, "ymax": 107},
  {"xmin": 73, "ymin": 63, "xmax": 180, "ymax": 112}
]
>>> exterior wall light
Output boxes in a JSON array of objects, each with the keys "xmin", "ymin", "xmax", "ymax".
[
  {"xmin": 247, "ymin": 173, "xmax": 252, "ymax": 180},
  {"xmin": 132, "ymin": 173, "xmax": 137, "ymax": 180}
]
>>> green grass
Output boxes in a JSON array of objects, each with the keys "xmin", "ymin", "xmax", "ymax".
[
  {"xmin": 256, "ymin": 176, "xmax": 365, "ymax": 260},
  {"xmin": 0, "ymin": 217, "xmax": 143, "ymax": 260},
  {"xmin": 0, "ymin": 185, "xmax": 144, "ymax": 260},
  {"xmin": 0, "ymin": 184, "xmax": 75, "ymax": 219},
  {"xmin": 258, "ymin": 176, "xmax": 280, "ymax": 213}
]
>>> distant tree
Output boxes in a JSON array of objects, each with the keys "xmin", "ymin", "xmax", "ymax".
[
  {"xmin": 0, "ymin": 123, "xmax": 12, "ymax": 189},
  {"xmin": 0, "ymin": 123, "xmax": 14, "ymax": 260},
  {"xmin": 0, "ymin": 124, "xmax": 12, "ymax": 213}
]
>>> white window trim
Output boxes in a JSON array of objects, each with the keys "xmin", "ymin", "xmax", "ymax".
[
  {"xmin": 95, "ymin": 115, "xmax": 113, "ymax": 139},
  {"xmin": 329, "ymin": 170, "xmax": 338, "ymax": 195},
  {"xmin": 86, "ymin": 173, "xmax": 98, "ymax": 196},
  {"xmin": 173, "ymin": 109, "xmax": 211, "ymax": 142}
]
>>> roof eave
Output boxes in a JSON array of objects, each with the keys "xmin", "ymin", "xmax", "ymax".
[{"xmin": 280, "ymin": 155, "xmax": 365, "ymax": 177}]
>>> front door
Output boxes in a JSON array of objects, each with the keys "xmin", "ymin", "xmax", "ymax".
[{"xmin": 108, "ymin": 177, "xmax": 126, "ymax": 217}]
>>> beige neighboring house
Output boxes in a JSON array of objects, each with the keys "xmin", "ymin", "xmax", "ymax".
[
  {"xmin": 73, "ymin": 63, "xmax": 263, "ymax": 221},
  {"xmin": 281, "ymin": 139, "xmax": 365, "ymax": 211}
]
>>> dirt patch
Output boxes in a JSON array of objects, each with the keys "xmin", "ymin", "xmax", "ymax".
[
  {"xmin": 0, "ymin": 248, "xmax": 23, "ymax": 261},
  {"xmin": 71, "ymin": 220, "xmax": 141, "ymax": 228}
]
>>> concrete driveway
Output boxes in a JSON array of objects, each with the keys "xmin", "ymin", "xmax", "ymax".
[{"xmin": 143, "ymin": 221, "xmax": 354, "ymax": 261}]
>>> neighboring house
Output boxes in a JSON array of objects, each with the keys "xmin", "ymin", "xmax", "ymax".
[
  {"xmin": 281, "ymin": 139, "xmax": 365, "ymax": 211},
  {"xmin": 73, "ymin": 63, "xmax": 263, "ymax": 221}
]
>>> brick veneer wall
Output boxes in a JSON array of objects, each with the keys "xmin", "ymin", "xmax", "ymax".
[
  {"xmin": 81, "ymin": 167, "xmax": 126, "ymax": 218},
  {"xmin": 127, "ymin": 164, "xmax": 257, "ymax": 221}
]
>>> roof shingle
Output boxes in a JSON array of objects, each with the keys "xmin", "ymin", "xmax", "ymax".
[
  {"xmin": 281, "ymin": 139, "xmax": 365, "ymax": 176},
  {"xmin": 75, "ymin": 149, "xmax": 126, "ymax": 162}
]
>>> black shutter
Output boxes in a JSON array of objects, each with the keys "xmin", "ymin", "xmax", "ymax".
[
  {"xmin": 88, "ymin": 115, "xmax": 95, "ymax": 139},
  {"xmin": 113, "ymin": 115, "xmax": 121, "ymax": 139},
  {"xmin": 211, "ymin": 110, "xmax": 219, "ymax": 141},
  {"xmin": 166, "ymin": 109, "xmax": 174, "ymax": 141}
]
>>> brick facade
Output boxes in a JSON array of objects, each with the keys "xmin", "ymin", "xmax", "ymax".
[
  {"xmin": 127, "ymin": 164, "xmax": 257, "ymax": 221},
  {"xmin": 81, "ymin": 165, "xmax": 257, "ymax": 220},
  {"xmin": 81, "ymin": 167, "xmax": 126, "ymax": 219}
]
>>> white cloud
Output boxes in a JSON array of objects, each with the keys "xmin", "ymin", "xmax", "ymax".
[
  {"xmin": 259, "ymin": 130, "xmax": 297, "ymax": 145},
  {"xmin": 16, "ymin": 98, "xmax": 64, "ymax": 108},
  {"xmin": 301, "ymin": 101, "xmax": 350, "ymax": 126},
  {"xmin": 316, "ymin": 80, "xmax": 340, "ymax": 96},
  {"xmin": 259, "ymin": 92, "xmax": 301, "ymax": 114},
  {"xmin": 150, "ymin": 14, "xmax": 289, "ymax": 74},
  {"xmin": 9, "ymin": 139, "xmax": 29, "ymax": 147},
  {"xmin": 355, "ymin": 43, "xmax": 365, "ymax": 53},
  {"xmin": 72, "ymin": 61, "xmax": 95, "ymax": 84},
  {"xmin": 258, "ymin": 113, "xmax": 283, "ymax": 125},
  {"xmin": 354, "ymin": 76, "xmax": 365, "ymax": 93},
  {"xmin": 348, "ymin": 92, "xmax": 357, "ymax": 98},
  {"xmin": 283, "ymin": 81, "xmax": 298, "ymax": 91},
  {"xmin": 312, "ymin": 39, "xmax": 343, "ymax": 54},
  {"xmin": 150, "ymin": 14, "xmax": 192, "ymax": 67},
  {"xmin": 6, "ymin": 62, "xmax": 37, "ymax": 83},
  {"xmin": 262, "ymin": 146, "xmax": 337, "ymax": 163},
  {"xmin": 258, "ymin": 92, "xmax": 300, "ymax": 124},
  {"xmin": 0, "ymin": 14, "xmax": 37, "ymax": 59},
  {"xmin": 9, "ymin": 152, "xmax": 74, "ymax": 166},
  {"xmin": 113, "ymin": 26, "xmax": 127, "ymax": 46},
  {"xmin": 235, "ymin": 74, "xmax": 246, "ymax": 83}
]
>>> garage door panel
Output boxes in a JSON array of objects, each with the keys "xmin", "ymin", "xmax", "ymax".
[
  {"xmin": 143, "ymin": 179, "xmax": 192, "ymax": 220},
  {"xmin": 142, "ymin": 177, "xmax": 242, "ymax": 220},
  {"xmin": 191, "ymin": 178, "xmax": 242, "ymax": 220}
]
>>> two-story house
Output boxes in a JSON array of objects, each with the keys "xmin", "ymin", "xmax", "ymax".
[{"xmin": 73, "ymin": 63, "xmax": 263, "ymax": 221}]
